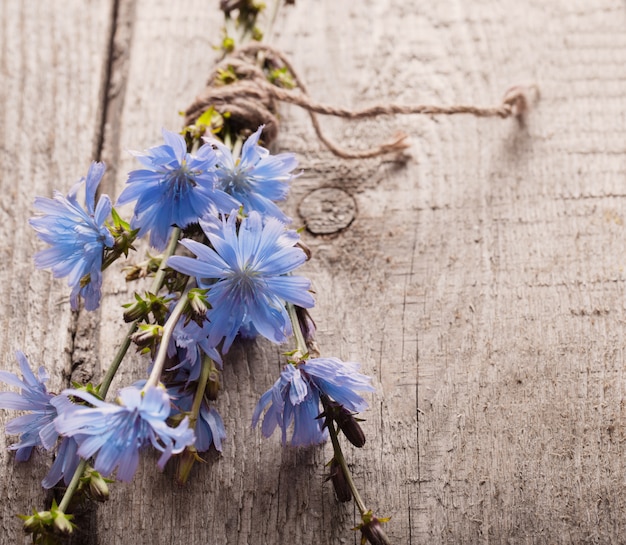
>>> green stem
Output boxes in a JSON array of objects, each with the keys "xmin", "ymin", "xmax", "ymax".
[
  {"xmin": 263, "ymin": 0, "xmax": 282, "ymax": 46},
  {"xmin": 99, "ymin": 227, "xmax": 181, "ymax": 397},
  {"xmin": 287, "ymin": 302, "xmax": 307, "ymax": 358},
  {"xmin": 58, "ymin": 459, "xmax": 88, "ymax": 513},
  {"xmin": 288, "ymin": 303, "xmax": 368, "ymax": 516},
  {"xmin": 325, "ymin": 412, "xmax": 367, "ymax": 516},
  {"xmin": 99, "ymin": 323, "xmax": 136, "ymax": 398},
  {"xmin": 59, "ymin": 226, "xmax": 182, "ymax": 511},
  {"xmin": 190, "ymin": 356, "xmax": 213, "ymax": 424},
  {"xmin": 144, "ymin": 284, "xmax": 190, "ymax": 389},
  {"xmin": 101, "ymin": 251, "xmax": 118, "ymax": 272},
  {"xmin": 151, "ymin": 227, "xmax": 182, "ymax": 292}
]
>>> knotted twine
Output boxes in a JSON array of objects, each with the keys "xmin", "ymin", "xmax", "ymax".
[{"xmin": 185, "ymin": 43, "xmax": 539, "ymax": 159}]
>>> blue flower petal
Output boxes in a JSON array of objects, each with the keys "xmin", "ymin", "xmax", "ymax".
[
  {"xmin": 29, "ymin": 162, "xmax": 113, "ymax": 311},
  {"xmin": 253, "ymin": 358, "xmax": 374, "ymax": 446},
  {"xmin": 54, "ymin": 385, "xmax": 195, "ymax": 482},
  {"xmin": 168, "ymin": 211, "xmax": 314, "ymax": 352},
  {"xmin": 117, "ymin": 131, "xmax": 239, "ymax": 250},
  {"xmin": 0, "ymin": 352, "xmax": 57, "ymax": 460},
  {"xmin": 205, "ymin": 125, "xmax": 298, "ymax": 221}
]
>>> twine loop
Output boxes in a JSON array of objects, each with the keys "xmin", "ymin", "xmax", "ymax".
[{"xmin": 185, "ymin": 43, "xmax": 539, "ymax": 158}]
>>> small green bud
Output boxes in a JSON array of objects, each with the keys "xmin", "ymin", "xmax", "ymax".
[
  {"xmin": 20, "ymin": 512, "xmax": 47, "ymax": 533},
  {"xmin": 123, "ymin": 292, "xmax": 169, "ymax": 324},
  {"xmin": 52, "ymin": 513, "xmax": 74, "ymax": 534},
  {"xmin": 215, "ymin": 65, "xmax": 238, "ymax": 86},
  {"xmin": 222, "ymin": 36, "xmax": 235, "ymax": 53},
  {"xmin": 187, "ymin": 288, "xmax": 210, "ymax": 319},
  {"xmin": 123, "ymin": 293, "xmax": 150, "ymax": 322},
  {"xmin": 20, "ymin": 501, "xmax": 77, "ymax": 543},
  {"xmin": 81, "ymin": 468, "xmax": 110, "ymax": 502},
  {"xmin": 268, "ymin": 67, "xmax": 296, "ymax": 89},
  {"xmin": 131, "ymin": 323, "xmax": 163, "ymax": 350},
  {"xmin": 124, "ymin": 255, "xmax": 162, "ymax": 282},
  {"xmin": 251, "ymin": 26, "xmax": 263, "ymax": 41},
  {"xmin": 103, "ymin": 208, "xmax": 140, "ymax": 269}
]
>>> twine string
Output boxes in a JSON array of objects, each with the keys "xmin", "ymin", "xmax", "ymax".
[{"xmin": 185, "ymin": 43, "xmax": 539, "ymax": 159}]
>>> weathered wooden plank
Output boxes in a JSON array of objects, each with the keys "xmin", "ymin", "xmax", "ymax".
[
  {"xmin": 248, "ymin": 1, "xmax": 626, "ymax": 543},
  {"xmin": 0, "ymin": 0, "xmax": 114, "ymax": 542},
  {"xmin": 4, "ymin": 0, "xmax": 626, "ymax": 544}
]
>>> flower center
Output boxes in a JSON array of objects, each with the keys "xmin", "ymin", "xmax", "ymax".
[
  {"xmin": 164, "ymin": 161, "xmax": 197, "ymax": 197},
  {"xmin": 220, "ymin": 166, "xmax": 250, "ymax": 194},
  {"xmin": 228, "ymin": 267, "xmax": 262, "ymax": 303}
]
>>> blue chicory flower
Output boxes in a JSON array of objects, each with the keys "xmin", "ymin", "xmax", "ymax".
[
  {"xmin": 252, "ymin": 358, "xmax": 374, "ymax": 447},
  {"xmin": 167, "ymin": 211, "xmax": 315, "ymax": 352},
  {"xmin": 206, "ymin": 125, "xmax": 298, "ymax": 222},
  {"xmin": 195, "ymin": 403, "xmax": 226, "ymax": 452},
  {"xmin": 117, "ymin": 129, "xmax": 239, "ymax": 250},
  {"xmin": 252, "ymin": 364, "xmax": 327, "ymax": 446},
  {"xmin": 29, "ymin": 162, "xmax": 114, "ymax": 311},
  {"xmin": 41, "ymin": 436, "xmax": 81, "ymax": 489},
  {"xmin": 168, "ymin": 385, "xmax": 226, "ymax": 452},
  {"xmin": 53, "ymin": 385, "xmax": 195, "ymax": 482},
  {"xmin": 0, "ymin": 351, "xmax": 56, "ymax": 462},
  {"xmin": 167, "ymin": 310, "xmax": 223, "ymax": 383},
  {"xmin": 0, "ymin": 352, "xmax": 80, "ymax": 488},
  {"xmin": 299, "ymin": 357, "xmax": 375, "ymax": 412}
]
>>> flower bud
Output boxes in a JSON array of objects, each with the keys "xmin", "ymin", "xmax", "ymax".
[
  {"xmin": 124, "ymin": 255, "xmax": 161, "ymax": 281},
  {"xmin": 357, "ymin": 511, "xmax": 391, "ymax": 545},
  {"xmin": 124, "ymin": 264, "xmax": 144, "ymax": 282},
  {"xmin": 335, "ymin": 410, "xmax": 366, "ymax": 448},
  {"xmin": 83, "ymin": 468, "xmax": 110, "ymax": 502},
  {"xmin": 20, "ymin": 501, "xmax": 76, "ymax": 539},
  {"xmin": 327, "ymin": 459, "xmax": 352, "ymax": 503},
  {"xmin": 123, "ymin": 297, "xmax": 150, "ymax": 322},
  {"xmin": 319, "ymin": 399, "xmax": 366, "ymax": 448},
  {"xmin": 130, "ymin": 324, "xmax": 163, "ymax": 349},
  {"xmin": 124, "ymin": 292, "xmax": 170, "ymax": 324},
  {"xmin": 106, "ymin": 207, "xmax": 139, "ymax": 261},
  {"xmin": 20, "ymin": 512, "xmax": 46, "ymax": 533},
  {"xmin": 187, "ymin": 288, "xmax": 210, "ymax": 318},
  {"xmin": 52, "ymin": 512, "xmax": 75, "ymax": 534},
  {"xmin": 206, "ymin": 369, "xmax": 221, "ymax": 401},
  {"xmin": 295, "ymin": 306, "xmax": 317, "ymax": 345}
]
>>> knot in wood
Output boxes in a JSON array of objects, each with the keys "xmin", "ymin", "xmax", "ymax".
[{"xmin": 299, "ymin": 188, "xmax": 357, "ymax": 235}]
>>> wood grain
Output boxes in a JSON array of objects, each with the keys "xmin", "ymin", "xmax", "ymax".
[
  {"xmin": 0, "ymin": 1, "xmax": 113, "ymax": 543},
  {"xmin": 2, "ymin": 0, "xmax": 626, "ymax": 544}
]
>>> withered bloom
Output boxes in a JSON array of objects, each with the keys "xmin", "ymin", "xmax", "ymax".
[
  {"xmin": 327, "ymin": 458, "xmax": 352, "ymax": 502},
  {"xmin": 319, "ymin": 398, "xmax": 366, "ymax": 448}
]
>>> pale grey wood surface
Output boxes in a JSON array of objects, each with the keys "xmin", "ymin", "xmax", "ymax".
[{"xmin": 2, "ymin": 1, "xmax": 626, "ymax": 544}]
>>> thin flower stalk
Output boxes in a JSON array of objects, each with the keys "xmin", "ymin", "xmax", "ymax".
[
  {"xmin": 57, "ymin": 226, "xmax": 183, "ymax": 515},
  {"xmin": 101, "ymin": 226, "xmax": 182, "ymax": 397},
  {"xmin": 145, "ymin": 284, "xmax": 192, "ymax": 390},
  {"xmin": 324, "ymin": 401, "xmax": 367, "ymax": 515},
  {"xmin": 288, "ymin": 305, "xmax": 367, "ymax": 514},
  {"xmin": 287, "ymin": 302, "xmax": 308, "ymax": 359},
  {"xmin": 190, "ymin": 356, "xmax": 213, "ymax": 429}
]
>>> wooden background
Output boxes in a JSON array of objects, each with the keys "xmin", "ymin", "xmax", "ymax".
[{"xmin": 2, "ymin": 0, "xmax": 626, "ymax": 543}]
